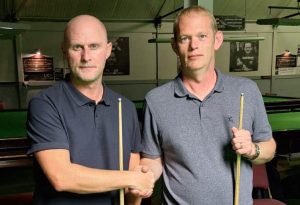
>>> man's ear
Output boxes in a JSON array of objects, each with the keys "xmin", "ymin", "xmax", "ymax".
[
  {"xmin": 214, "ymin": 31, "xmax": 224, "ymax": 51},
  {"xmin": 171, "ymin": 38, "xmax": 179, "ymax": 56},
  {"xmin": 106, "ymin": 42, "xmax": 112, "ymax": 60}
]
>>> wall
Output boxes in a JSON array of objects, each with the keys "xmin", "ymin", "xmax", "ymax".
[
  {"xmin": 20, "ymin": 21, "xmax": 177, "ymax": 108},
  {"xmin": 1, "ymin": 21, "xmax": 300, "ymax": 109},
  {"xmin": 216, "ymin": 23, "xmax": 300, "ymax": 97}
]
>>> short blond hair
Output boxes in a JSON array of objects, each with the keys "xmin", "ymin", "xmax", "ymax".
[{"xmin": 173, "ymin": 6, "xmax": 218, "ymax": 41}]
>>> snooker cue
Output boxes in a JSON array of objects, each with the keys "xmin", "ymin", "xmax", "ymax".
[
  {"xmin": 118, "ymin": 98, "xmax": 124, "ymax": 205},
  {"xmin": 234, "ymin": 93, "xmax": 244, "ymax": 205}
]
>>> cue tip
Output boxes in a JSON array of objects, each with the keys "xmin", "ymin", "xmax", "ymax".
[
  {"xmin": 118, "ymin": 98, "xmax": 122, "ymax": 102},
  {"xmin": 241, "ymin": 93, "xmax": 244, "ymax": 96}
]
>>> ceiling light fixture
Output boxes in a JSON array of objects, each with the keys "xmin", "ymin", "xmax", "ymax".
[
  {"xmin": 0, "ymin": 22, "xmax": 30, "ymax": 35},
  {"xmin": 256, "ymin": 0, "xmax": 300, "ymax": 26}
]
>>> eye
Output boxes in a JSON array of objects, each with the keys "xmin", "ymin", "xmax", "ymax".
[
  {"xmin": 71, "ymin": 44, "xmax": 82, "ymax": 51},
  {"xmin": 89, "ymin": 43, "xmax": 100, "ymax": 50},
  {"xmin": 197, "ymin": 34, "xmax": 207, "ymax": 40},
  {"xmin": 178, "ymin": 35, "xmax": 190, "ymax": 44}
]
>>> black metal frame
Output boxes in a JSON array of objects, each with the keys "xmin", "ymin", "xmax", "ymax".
[{"xmin": 268, "ymin": 0, "xmax": 300, "ymax": 19}]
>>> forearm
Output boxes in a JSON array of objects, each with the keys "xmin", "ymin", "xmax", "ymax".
[
  {"xmin": 140, "ymin": 157, "xmax": 163, "ymax": 181},
  {"xmin": 125, "ymin": 153, "xmax": 143, "ymax": 205},
  {"xmin": 52, "ymin": 163, "xmax": 138, "ymax": 194},
  {"xmin": 251, "ymin": 137, "xmax": 276, "ymax": 164},
  {"xmin": 35, "ymin": 150, "xmax": 153, "ymax": 194}
]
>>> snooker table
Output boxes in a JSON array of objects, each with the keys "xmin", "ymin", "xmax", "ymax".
[
  {"xmin": 263, "ymin": 96, "xmax": 300, "ymax": 155},
  {"xmin": 0, "ymin": 97, "xmax": 300, "ymax": 196},
  {"xmin": 263, "ymin": 96, "xmax": 300, "ymax": 113},
  {"xmin": 0, "ymin": 110, "xmax": 31, "ymax": 168},
  {"xmin": 0, "ymin": 110, "xmax": 34, "ymax": 196},
  {"xmin": 1, "ymin": 97, "xmax": 299, "ymax": 164},
  {"xmin": 262, "ymin": 96, "xmax": 300, "ymax": 200}
]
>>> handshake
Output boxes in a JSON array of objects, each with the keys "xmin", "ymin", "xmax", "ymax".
[{"xmin": 127, "ymin": 165, "xmax": 156, "ymax": 199}]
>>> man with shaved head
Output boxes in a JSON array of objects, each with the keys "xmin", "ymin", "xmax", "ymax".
[{"xmin": 27, "ymin": 15, "xmax": 154, "ymax": 205}]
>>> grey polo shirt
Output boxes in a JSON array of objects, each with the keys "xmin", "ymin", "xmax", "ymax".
[
  {"xmin": 142, "ymin": 69, "xmax": 272, "ymax": 205},
  {"xmin": 27, "ymin": 79, "xmax": 141, "ymax": 205}
]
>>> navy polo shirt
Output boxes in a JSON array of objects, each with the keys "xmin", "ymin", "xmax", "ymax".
[{"xmin": 27, "ymin": 79, "xmax": 142, "ymax": 205}]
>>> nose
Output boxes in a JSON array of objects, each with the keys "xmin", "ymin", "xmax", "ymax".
[
  {"xmin": 189, "ymin": 36, "xmax": 199, "ymax": 50},
  {"xmin": 81, "ymin": 48, "xmax": 91, "ymax": 62}
]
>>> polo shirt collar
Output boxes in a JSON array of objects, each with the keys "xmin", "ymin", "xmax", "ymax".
[
  {"xmin": 214, "ymin": 69, "xmax": 225, "ymax": 93},
  {"xmin": 174, "ymin": 69, "xmax": 224, "ymax": 98},
  {"xmin": 101, "ymin": 85, "xmax": 112, "ymax": 106},
  {"xmin": 63, "ymin": 79, "xmax": 111, "ymax": 107}
]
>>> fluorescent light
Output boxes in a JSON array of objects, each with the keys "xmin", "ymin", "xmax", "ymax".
[
  {"xmin": 0, "ymin": 22, "xmax": 30, "ymax": 35},
  {"xmin": 148, "ymin": 36, "xmax": 265, "ymax": 43},
  {"xmin": 0, "ymin": 27, "xmax": 13, "ymax": 29},
  {"xmin": 223, "ymin": 36, "xmax": 265, "ymax": 41}
]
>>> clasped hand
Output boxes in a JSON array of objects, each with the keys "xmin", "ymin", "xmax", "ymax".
[
  {"xmin": 231, "ymin": 127, "xmax": 255, "ymax": 159},
  {"xmin": 129, "ymin": 165, "xmax": 155, "ymax": 198}
]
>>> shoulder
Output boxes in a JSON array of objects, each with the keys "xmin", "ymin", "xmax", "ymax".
[
  {"xmin": 29, "ymin": 81, "xmax": 66, "ymax": 103},
  {"xmin": 219, "ymin": 71, "xmax": 258, "ymax": 91},
  {"xmin": 216, "ymin": 70, "xmax": 263, "ymax": 104},
  {"xmin": 145, "ymin": 80, "xmax": 174, "ymax": 102},
  {"xmin": 27, "ymin": 81, "xmax": 68, "ymax": 115},
  {"xmin": 217, "ymin": 71, "xmax": 263, "ymax": 105}
]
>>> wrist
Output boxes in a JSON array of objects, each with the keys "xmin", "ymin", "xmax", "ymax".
[{"xmin": 248, "ymin": 143, "xmax": 260, "ymax": 161}]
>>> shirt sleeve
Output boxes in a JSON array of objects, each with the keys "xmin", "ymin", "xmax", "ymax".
[
  {"xmin": 27, "ymin": 96, "xmax": 69, "ymax": 155},
  {"xmin": 141, "ymin": 100, "xmax": 162, "ymax": 159},
  {"xmin": 252, "ymin": 85, "xmax": 272, "ymax": 142},
  {"xmin": 129, "ymin": 101, "xmax": 143, "ymax": 153}
]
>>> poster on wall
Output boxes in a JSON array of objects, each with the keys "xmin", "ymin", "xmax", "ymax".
[
  {"xmin": 23, "ymin": 53, "xmax": 54, "ymax": 81},
  {"xmin": 297, "ymin": 45, "xmax": 300, "ymax": 67},
  {"xmin": 275, "ymin": 50, "xmax": 297, "ymax": 75},
  {"xmin": 229, "ymin": 40, "xmax": 259, "ymax": 72},
  {"xmin": 215, "ymin": 15, "xmax": 245, "ymax": 31},
  {"xmin": 104, "ymin": 37, "xmax": 129, "ymax": 75}
]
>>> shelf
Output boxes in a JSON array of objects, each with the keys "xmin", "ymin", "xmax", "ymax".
[{"xmin": 23, "ymin": 81, "xmax": 55, "ymax": 86}]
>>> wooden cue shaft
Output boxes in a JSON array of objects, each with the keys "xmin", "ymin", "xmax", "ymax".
[
  {"xmin": 118, "ymin": 98, "xmax": 124, "ymax": 205},
  {"xmin": 234, "ymin": 93, "xmax": 244, "ymax": 205}
]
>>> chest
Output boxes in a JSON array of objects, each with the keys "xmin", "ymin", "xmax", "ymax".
[
  {"xmin": 155, "ymin": 95, "xmax": 255, "ymax": 155},
  {"xmin": 60, "ymin": 104, "xmax": 132, "ymax": 169}
]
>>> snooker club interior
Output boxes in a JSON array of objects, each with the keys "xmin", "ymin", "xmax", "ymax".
[{"xmin": 1, "ymin": 0, "xmax": 300, "ymax": 204}]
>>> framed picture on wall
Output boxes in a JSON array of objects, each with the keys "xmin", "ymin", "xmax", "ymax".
[
  {"xmin": 229, "ymin": 40, "xmax": 259, "ymax": 72},
  {"xmin": 22, "ymin": 53, "xmax": 54, "ymax": 81},
  {"xmin": 104, "ymin": 37, "xmax": 130, "ymax": 75},
  {"xmin": 276, "ymin": 50, "xmax": 297, "ymax": 68},
  {"xmin": 275, "ymin": 50, "xmax": 297, "ymax": 75}
]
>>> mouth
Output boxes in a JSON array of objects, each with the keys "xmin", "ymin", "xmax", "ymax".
[
  {"xmin": 188, "ymin": 54, "xmax": 202, "ymax": 60},
  {"xmin": 79, "ymin": 65, "xmax": 96, "ymax": 69},
  {"xmin": 77, "ymin": 65, "xmax": 97, "ymax": 73}
]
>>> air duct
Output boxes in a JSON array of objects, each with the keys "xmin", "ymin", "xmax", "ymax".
[{"xmin": 256, "ymin": 18, "xmax": 300, "ymax": 26}]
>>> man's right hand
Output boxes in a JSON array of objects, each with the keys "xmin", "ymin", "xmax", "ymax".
[{"xmin": 129, "ymin": 165, "xmax": 155, "ymax": 198}]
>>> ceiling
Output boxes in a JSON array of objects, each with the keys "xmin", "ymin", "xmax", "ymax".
[{"xmin": 0, "ymin": 0, "xmax": 300, "ymax": 23}]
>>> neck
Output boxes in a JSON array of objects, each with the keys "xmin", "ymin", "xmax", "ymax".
[
  {"xmin": 182, "ymin": 68, "xmax": 217, "ymax": 100},
  {"xmin": 71, "ymin": 79, "xmax": 104, "ymax": 104}
]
